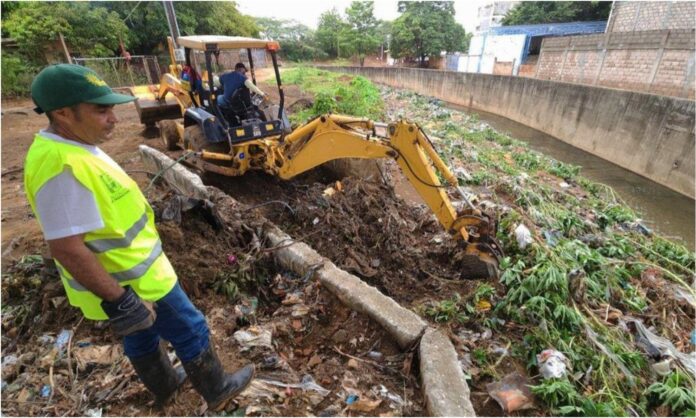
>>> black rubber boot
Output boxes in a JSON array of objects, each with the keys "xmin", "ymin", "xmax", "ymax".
[
  {"xmin": 129, "ymin": 344, "xmax": 187, "ymax": 406},
  {"xmin": 183, "ymin": 343, "xmax": 255, "ymax": 411}
]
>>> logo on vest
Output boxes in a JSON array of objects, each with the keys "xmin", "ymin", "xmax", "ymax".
[{"xmin": 99, "ymin": 173, "xmax": 129, "ymax": 202}]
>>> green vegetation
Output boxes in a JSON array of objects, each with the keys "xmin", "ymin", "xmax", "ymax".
[
  {"xmin": 256, "ymin": 18, "xmax": 327, "ymax": 62},
  {"xmin": 646, "ymin": 372, "xmax": 696, "ymax": 416},
  {"xmin": 380, "ymin": 87, "xmax": 695, "ymax": 416},
  {"xmin": 282, "ymin": 67, "xmax": 384, "ymax": 123},
  {"xmin": 390, "ymin": 1, "xmax": 470, "ymax": 66},
  {"xmin": 1, "ymin": 51, "xmax": 39, "ymax": 97},
  {"xmin": 502, "ymin": 1, "xmax": 612, "ymax": 26}
]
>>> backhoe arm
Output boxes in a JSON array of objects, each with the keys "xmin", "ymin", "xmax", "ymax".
[{"xmin": 277, "ymin": 114, "xmax": 502, "ymax": 279}]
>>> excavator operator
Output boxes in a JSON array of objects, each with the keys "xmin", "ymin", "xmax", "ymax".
[{"xmin": 217, "ymin": 62, "xmax": 267, "ymax": 112}]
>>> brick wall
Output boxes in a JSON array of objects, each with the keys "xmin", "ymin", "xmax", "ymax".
[
  {"xmin": 493, "ymin": 60, "xmax": 514, "ymax": 75},
  {"xmin": 609, "ymin": 1, "xmax": 695, "ymax": 32},
  {"xmin": 536, "ymin": 29, "xmax": 695, "ymax": 99}
]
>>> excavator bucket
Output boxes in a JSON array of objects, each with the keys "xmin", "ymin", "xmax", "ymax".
[
  {"xmin": 129, "ymin": 85, "xmax": 181, "ymax": 127},
  {"xmin": 452, "ymin": 209, "xmax": 504, "ymax": 280}
]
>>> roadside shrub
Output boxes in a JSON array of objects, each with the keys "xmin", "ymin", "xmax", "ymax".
[{"xmin": 1, "ymin": 51, "xmax": 38, "ymax": 97}]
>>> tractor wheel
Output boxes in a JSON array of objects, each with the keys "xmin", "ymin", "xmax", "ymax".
[
  {"xmin": 158, "ymin": 120, "xmax": 180, "ymax": 151},
  {"xmin": 183, "ymin": 125, "xmax": 207, "ymax": 152}
]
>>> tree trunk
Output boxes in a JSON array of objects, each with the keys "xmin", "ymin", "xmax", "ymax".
[{"xmin": 360, "ymin": 56, "xmax": 365, "ymax": 67}]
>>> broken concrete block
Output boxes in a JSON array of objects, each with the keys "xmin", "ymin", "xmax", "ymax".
[
  {"xmin": 420, "ymin": 328, "xmax": 476, "ymax": 417},
  {"xmin": 138, "ymin": 145, "xmax": 208, "ymax": 199},
  {"xmin": 317, "ymin": 263, "xmax": 426, "ymax": 349}
]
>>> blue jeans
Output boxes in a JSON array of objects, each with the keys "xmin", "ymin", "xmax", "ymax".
[{"xmin": 123, "ymin": 282, "xmax": 210, "ymax": 363}]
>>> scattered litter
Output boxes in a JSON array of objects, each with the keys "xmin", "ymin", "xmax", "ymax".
[
  {"xmin": 37, "ymin": 335, "xmax": 55, "ymax": 345},
  {"xmin": 628, "ymin": 318, "xmax": 696, "ymax": 376},
  {"xmin": 55, "ymin": 329, "xmax": 72, "ymax": 352},
  {"xmin": 258, "ymin": 374, "xmax": 331, "ymax": 397},
  {"xmin": 291, "ymin": 304, "xmax": 310, "ymax": 318},
  {"xmin": 233, "ymin": 326, "xmax": 273, "ymax": 351},
  {"xmin": 312, "ymin": 217, "xmax": 320, "ymax": 225},
  {"xmin": 376, "ymin": 384, "xmax": 404, "ymax": 407},
  {"xmin": 323, "ymin": 187, "xmax": 337, "ymax": 197},
  {"xmin": 2, "ymin": 355, "xmax": 18, "ymax": 367},
  {"xmin": 514, "ymin": 224, "xmax": 533, "ymax": 249},
  {"xmin": 491, "ymin": 344, "xmax": 509, "ymax": 357},
  {"xmin": 542, "ymin": 229, "xmax": 562, "ymax": 247},
  {"xmin": 346, "ymin": 394, "xmax": 359, "ymax": 405},
  {"xmin": 486, "ymin": 372, "xmax": 535, "ymax": 413},
  {"xmin": 84, "ymin": 408, "xmax": 102, "ymax": 417},
  {"xmin": 476, "ymin": 299, "xmax": 492, "ymax": 312},
  {"xmin": 537, "ymin": 349, "xmax": 569, "ymax": 379},
  {"xmin": 454, "ymin": 167, "xmax": 472, "ymax": 182},
  {"xmin": 584, "ymin": 324, "xmax": 635, "ymax": 384},
  {"xmin": 226, "ymin": 254, "xmax": 237, "ymax": 265},
  {"xmin": 651, "ymin": 358, "xmax": 673, "ymax": 376},
  {"xmin": 234, "ymin": 296, "xmax": 258, "ymax": 319},
  {"xmin": 39, "ymin": 385, "xmax": 51, "ymax": 398},
  {"xmin": 348, "ymin": 398, "xmax": 382, "ymax": 412},
  {"xmin": 559, "ymin": 181, "xmax": 570, "ymax": 188},
  {"xmin": 691, "ymin": 330, "xmax": 696, "ymax": 345},
  {"xmin": 73, "ymin": 345, "xmax": 121, "ymax": 371},
  {"xmin": 367, "ymin": 351, "xmax": 383, "ymax": 361}
]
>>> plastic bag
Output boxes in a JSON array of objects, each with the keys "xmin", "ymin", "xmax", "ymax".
[
  {"xmin": 537, "ymin": 349, "xmax": 568, "ymax": 379},
  {"xmin": 514, "ymin": 224, "xmax": 533, "ymax": 249}
]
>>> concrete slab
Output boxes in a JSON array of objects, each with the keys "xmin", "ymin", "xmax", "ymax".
[
  {"xmin": 138, "ymin": 145, "xmax": 208, "ymax": 199},
  {"xmin": 419, "ymin": 328, "xmax": 476, "ymax": 417}
]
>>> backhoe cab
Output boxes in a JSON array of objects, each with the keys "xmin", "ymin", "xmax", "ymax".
[{"xmin": 130, "ymin": 35, "xmax": 503, "ymax": 280}]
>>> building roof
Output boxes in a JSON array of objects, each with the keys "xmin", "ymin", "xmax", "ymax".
[{"xmin": 490, "ymin": 20, "xmax": 607, "ymax": 37}]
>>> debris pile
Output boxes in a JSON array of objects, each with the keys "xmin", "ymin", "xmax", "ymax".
[{"xmin": 1, "ymin": 190, "xmax": 424, "ymax": 416}]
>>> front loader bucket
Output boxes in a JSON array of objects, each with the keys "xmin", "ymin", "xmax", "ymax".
[{"xmin": 129, "ymin": 85, "xmax": 181, "ymax": 126}]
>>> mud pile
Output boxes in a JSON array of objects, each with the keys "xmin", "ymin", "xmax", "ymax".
[{"xmin": 263, "ymin": 177, "xmax": 485, "ymax": 307}]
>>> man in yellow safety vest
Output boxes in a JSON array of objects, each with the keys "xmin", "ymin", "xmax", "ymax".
[{"xmin": 24, "ymin": 64, "xmax": 254, "ymax": 411}]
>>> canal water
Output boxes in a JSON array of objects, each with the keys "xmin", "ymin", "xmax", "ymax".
[{"xmin": 448, "ymin": 104, "xmax": 695, "ymax": 250}]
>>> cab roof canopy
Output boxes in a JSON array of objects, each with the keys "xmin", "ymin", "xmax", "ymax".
[{"xmin": 176, "ymin": 35, "xmax": 279, "ymax": 51}]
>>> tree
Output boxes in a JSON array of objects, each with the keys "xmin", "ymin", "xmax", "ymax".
[
  {"xmin": 316, "ymin": 8, "xmax": 347, "ymax": 59},
  {"xmin": 502, "ymin": 2, "xmax": 612, "ymax": 26},
  {"xmin": 390, "ymin": 1, "xmax": 467, "ymax": 67},
  {"xmin": 340, "ymin": 1, "xmax": 380, "ymax": 67},
  {"xmin": 3, "ymin": 2, "xmax": 129, "ymax": 62},
  {"xmin": 255, "ymin": 17, "xmax": 327, "ymax": 62},
  {"xmin": 101, "ymin": 2, "xmax": 258, "ymax": 54}
]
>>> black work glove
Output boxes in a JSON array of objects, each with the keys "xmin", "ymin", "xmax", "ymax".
[{"xmin": 101, "ymin": 286, "xmax": 156, "ymax": 336}]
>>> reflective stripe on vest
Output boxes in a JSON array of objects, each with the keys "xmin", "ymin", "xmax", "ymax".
[
  {"xmin": 85, "ymin": 212, "xmax": 148, "ymax": 253},
  {"xmin": 58, "ymin": 239, "xmax": 164, "ymax": 291},
  {"xmin": 24, "ymin": 134, "xmax": 177, "ymax": 320}
]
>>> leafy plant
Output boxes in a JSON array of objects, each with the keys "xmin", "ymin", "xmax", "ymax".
[{"xmin": 646, "ymin": 372, "xmax": 696, "ymax": 415}]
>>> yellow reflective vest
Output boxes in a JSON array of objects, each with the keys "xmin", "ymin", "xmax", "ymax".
[{"xmin": 24, "ymin": 133, "xmax": 177, "ymax": 319}]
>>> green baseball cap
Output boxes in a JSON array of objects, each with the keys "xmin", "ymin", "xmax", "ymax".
[{"xmin": 31, "ymin": 64, "xmax": 135, "ymax": 114}]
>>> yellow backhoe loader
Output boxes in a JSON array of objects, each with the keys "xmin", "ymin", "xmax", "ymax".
[{"xmin": 130, "ymin": 35, "xmax": 503, "ymax": 280}]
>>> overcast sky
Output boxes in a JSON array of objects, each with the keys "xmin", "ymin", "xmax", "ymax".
[{"xmin": 236, "ymin": 0, "xmax": 489, "ymax": 34}]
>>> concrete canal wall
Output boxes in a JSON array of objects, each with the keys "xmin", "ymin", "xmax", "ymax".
[{"xmin": 318, "ymin": 66, "xmax": 695, "ymax": 199}]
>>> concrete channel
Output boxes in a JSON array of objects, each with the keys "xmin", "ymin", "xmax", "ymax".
[
  {"xmin": 139, "ymin": 145, "xmax": 477, "ymax": 417},
  {"xmin": 318, "ymin": 66, "xmax": 696, "ymax": 200}
]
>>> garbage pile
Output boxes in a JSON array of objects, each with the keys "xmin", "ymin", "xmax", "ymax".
[
  {"xmin": 250, "ymin": 74, "xmax": 696, "ymax": 416},
  {"xmin": 1, "ymin": 190, "xmax": 424, "ymax": 416},
  {"xmin": 379, "ymin": 86, "xmax": 696, "ymax": 416}
]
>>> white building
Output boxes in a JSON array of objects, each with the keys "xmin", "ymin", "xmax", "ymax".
[{"xmin": 476, "ymin": 1, "xmax": 520, "ymax": 34}]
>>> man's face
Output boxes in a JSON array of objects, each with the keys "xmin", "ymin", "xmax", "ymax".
[{"xmin": 54, "ymin": 103, "xmax": 118, "ymax": 144}]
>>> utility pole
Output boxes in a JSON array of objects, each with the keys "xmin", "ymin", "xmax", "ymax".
[{"xmin": 162, "ymin": 1, "xmax": 181, "ymax": 47}]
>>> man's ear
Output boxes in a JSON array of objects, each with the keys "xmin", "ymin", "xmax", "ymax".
[{"xmin": 50, "ymin": 107, "xmax": 71, "ymax": 122}]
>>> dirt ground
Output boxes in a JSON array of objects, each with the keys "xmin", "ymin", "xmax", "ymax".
[{"xmin": 0, "ymin": 77, "xmax": 433, "ymax": 416}]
